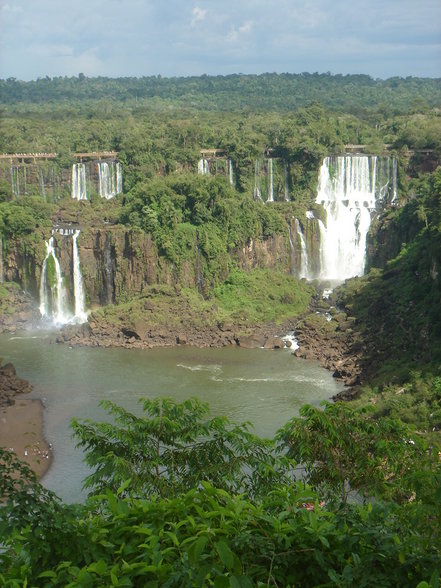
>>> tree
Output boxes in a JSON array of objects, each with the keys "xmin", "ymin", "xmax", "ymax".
[
  {"xmin": 276, "ymin": 402, "xmax": 435, "ymax": 503},
  {"xmin": 72, "ymin": 397, "xmax": 285, "ymax": 499}
]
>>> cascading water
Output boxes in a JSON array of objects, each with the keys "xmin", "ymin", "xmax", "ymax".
[
  {"xmin": 227, "ymin": 159, "xmax": 234, "ymax": 186},
  {"xmin": 295, "ymin": 219, "xmax": 308, "ymax": 279},
  {"xmin": 254, "ymin": 160, "xmax": 263, "ymax": 201},
  {"xmin": 284, "ymin": 164, "xmax": 290, "ymax": 201},
  {"xmin": 72, "ymin": 163, "xmax": 87, "ymax": 200},
  {"xmin": 267, "ymin": 158, "xmax": 274, "ymax": 202},
  {"xmin": 72, "ymin": 230, "xmax": 87, "ymax": 322},
  {"xmin": 198, "ymin": 159, "xmax": 210, "ymax": 175},
  {"xmin": 39, "ymin": 232, "xmax": 88, "ymax": 325},
  {"xmin": 39, "ymin": 237, "xmax": 70, "ymax": 324},
  {"xmin": 314, "ymin": 155, "xmax": 392, "ymax": 281},
  {"xmin": 98, "ymin": 162, "xmax": 123, "ymax": 199}
]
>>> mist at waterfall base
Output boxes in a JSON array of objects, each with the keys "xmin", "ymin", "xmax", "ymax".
[
  {"xmin": 0, "ymin": 333, "xmax": 342, "ymax": 503},
  {"xmin": 39, "ymin": 230, "xmax": 87, "ymax": 326}
]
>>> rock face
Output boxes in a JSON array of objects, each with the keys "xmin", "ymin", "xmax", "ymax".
[
  {"xmin": 0, "ymin": 361, "xmax": 33, "ymax": 408},
  {"xmin": 3, "ymin": 227, "xmax": 291, "ymax": 308},
  {"xmin": 292, "ymin": 302, "xmax": 365, "ymax": 398},
  {"xmin": 0, "ymin": 286, "xmax": 40, "ymax": 334}
]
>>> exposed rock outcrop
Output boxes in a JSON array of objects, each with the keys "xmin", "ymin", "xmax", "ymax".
[{"xmin": 0, "ymin": 361, "xmax": 33, "ymax": 408}]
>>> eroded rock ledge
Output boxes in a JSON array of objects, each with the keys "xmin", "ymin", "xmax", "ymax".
[{"xmin": 0, "ymin": 361, "xmax": 33, "ymax": 408}]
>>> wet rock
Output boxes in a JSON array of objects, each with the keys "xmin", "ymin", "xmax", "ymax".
[{"xmin": 237, "ymin": 334, "xmax": 265, "ymax": 349}]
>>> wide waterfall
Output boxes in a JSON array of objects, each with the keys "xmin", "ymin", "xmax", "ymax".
[
  {"xmin": 39, "ymin": 233, "xmax": 88, "ymax": 325},
  {"xmin": 98, "ymin": 162, "xmax": 123, "ymax": 199},
  {"xmin": 39, "ymin": 237, "xmax": 70, "ymax": 324},
  {"xmin": 72, "ymin": 164, "xmax": 87, "ymax": 200},
  {"xmin": 314, "ymin": 155, "xmax": 396, "ymax": 281}
]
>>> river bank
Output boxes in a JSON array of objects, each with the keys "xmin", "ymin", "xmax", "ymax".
[{"xmin": 0, "ymin": 361, "xmax": 52, "ymax": 479}]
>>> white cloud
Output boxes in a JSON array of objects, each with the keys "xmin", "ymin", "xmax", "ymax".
[
  {"xmin": 1, "ymin": 3, "xmax": 24, "ymax": 13},
  {"xmin": 191, "ymin": 6, "xmax": 207, "ymax": 27},
  {"xmin": 0, "ymin": 0, "xmax": 440, "ymax": 80}
]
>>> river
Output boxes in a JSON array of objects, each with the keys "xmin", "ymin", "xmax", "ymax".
[{"xmin": 0, "ymin": 331, "xmax": 343, "ymax": 502}]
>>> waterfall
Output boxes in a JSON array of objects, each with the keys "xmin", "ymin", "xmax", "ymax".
[
  {"xmin": 72, "ymin": 163, "xmax": 87, "ymax": 200},
  {"xmin": 284, "ymin": 164, "xmax": 290, "ymax": 201},
  {"xmin": 295, "ymin": 219, "xmax": 308, "ymax": 279},
  {"xmin": 315, "ymin": 156, "xmax": 377, "ymax": 281},
  {"xmin": 391, "ymin": 157, "xmax": 398, "ymax": 203},
  {"xmin": 267, "ymin": 158, "xmax": 274, "ymax": 202},
  {"xmin": 39, "ymin": 233, "xmax": 88, "ymax": 325},
  {"xmin": 72, "ymin": 230, "xmax": 87, "ymax": 322},
  {"xmin": 11, "ymin": 165, "xmax": 19, "ymax": 196},
  {"xmin": 98, "ymin": 162, "xmax": 123, "ymax": 199},
  {"xmin": 227, "ymin": 159, "xmax": 234, "ymax": 185},
  {"xmin": 287, "ymin": 225, "xmax": 296, "ymax": 276},
  {"xmin": 39, "ymin": 237, "xmax": 70, "ymax": 324},
  {"xmin": 198, "ymin": 159, "xmax": 209, "ymax": 175},
  {"xmin": 116, "ymin": 162, "xmax": 123, "ymax": 194},
  {"xmin": 254, "ymin": 160, "xmax": 263, "ymax": 201}
]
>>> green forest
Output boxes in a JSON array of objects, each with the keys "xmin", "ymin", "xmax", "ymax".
[{"xmin": 1, "ymin": 73, "xmax": 441, "ymax": 586}]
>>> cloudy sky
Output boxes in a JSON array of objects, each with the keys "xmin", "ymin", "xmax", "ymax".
[{"xmin": 1, "ymin": 0, "xmax": 440, "ymax": 80}]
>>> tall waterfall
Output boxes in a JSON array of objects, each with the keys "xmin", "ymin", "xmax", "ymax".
[
  {"xmin": 284, "ymin": 164, "xmax": 290, "ymax": 201},
  {"xmin": 267, "ymin": 158, "xmax": 274, "ymax": 202},
  {"xmin": 198, "ymin": 159, "xmax": 210, "ymax": 175},
  {"xmin": 39, "ymin": 233, "xmax": 88, "ymax": 325},
  {"xmin": 254, "ymin": 160, "xmax": 263, "ymax": 201},
  {"xmin": 39, "ymin": 237, "xmax": 69, "ymax": 324},
  {"xmin": 72, "ymin": 231, "xmax": 87, "ymax": 322},
  {"xmin": 98, "ymin": 162, "xmax": 123, "ymax": 199},
  {"xmin": 315, "ymin": 155, "xmax": 384, "ymax": 281},
  {"xmin": 227, "ymin": 159, "xmax": 234, "ymax": 185},
  {"xmin": 295, "ymin": 219, "xmax": 308, "ymax": 279},
  {"xmin": 72, "ymin": 164, "xmax": 87, "ymax": 200}
]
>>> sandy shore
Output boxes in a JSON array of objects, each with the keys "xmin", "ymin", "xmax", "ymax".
[{"xmin": 0, "ymin": 398, "xmax": 52, "ymax": 479}]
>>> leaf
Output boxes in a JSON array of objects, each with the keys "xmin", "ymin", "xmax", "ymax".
[
  {"xmin": 117, "ymin": 477, "xmax": 132, "ymax": 495},
  {"xmin": 215, "ymin": 541, "xmax": 235, "ymax": 570},
  {"xmin": 87, "ymin": 560, "xmax": 107, "ymax": 576},
  {"xmin": 38, "ymin": 571, "xmax": 57, "ymax": 579},
  {"xmin": 188, "ymin": 535, "xmax": 208, "ymax": 565}
]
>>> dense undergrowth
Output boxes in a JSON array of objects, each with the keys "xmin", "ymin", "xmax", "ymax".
[{"xmin": 1, "ymin": 399, "xmax": 440, "ymax": 587}]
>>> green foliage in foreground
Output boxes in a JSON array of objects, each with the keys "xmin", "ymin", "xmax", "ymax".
[{"xmin": 1, "ymin": 398, "xmax": 440, "ymax": 586}]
